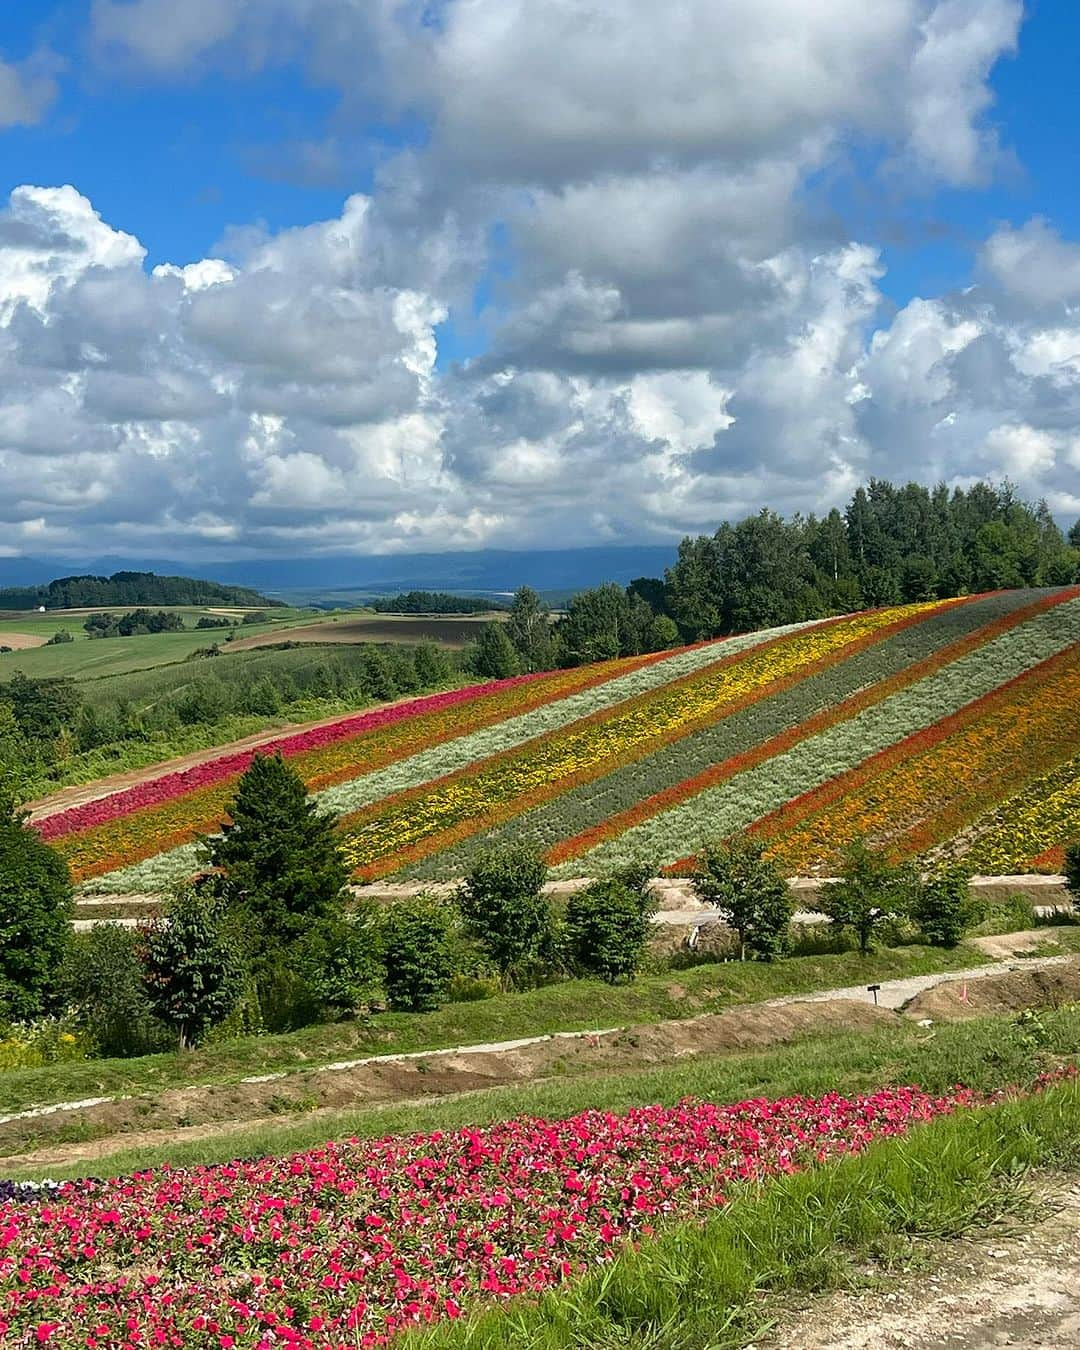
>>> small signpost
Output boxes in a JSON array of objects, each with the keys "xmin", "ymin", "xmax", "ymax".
[{"xmin": 867, "ymin": 983, "xmax": 881, "ymax": 1006}]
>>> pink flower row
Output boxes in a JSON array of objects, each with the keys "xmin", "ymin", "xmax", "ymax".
[
  {"xmin": 34, "ymin": 673, "xmax": 543, "ymax": 843},
  {"xmin": 0, "ymin": 1079, "xmax": 1026, "ymax": 1347}
]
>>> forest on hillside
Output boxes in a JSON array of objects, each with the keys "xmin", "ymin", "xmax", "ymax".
[{"xmin": 0, "ymin": 571, "xmax": 278, "ymax": 612}]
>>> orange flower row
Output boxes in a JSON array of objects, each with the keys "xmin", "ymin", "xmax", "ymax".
[
  {"xmin": 548, "ymin": 588, "xmax": 1067, "ymax": 867},
  {"xmin": 758, "ymin": 644, "xmax": 1080, "ymax": 872}
]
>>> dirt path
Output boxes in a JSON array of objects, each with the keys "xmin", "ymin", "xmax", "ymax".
[
  {"xmin": 766, "ymin": 1180, "xmax": 1080, "ymax": 1349},
  {"xmin": 1, "ymin": 1000, "xmax": 895, "ymax": 1169},
  {"xmin": 6, "ymin": 955, "xmax": 1077, "ymax": 1171}
]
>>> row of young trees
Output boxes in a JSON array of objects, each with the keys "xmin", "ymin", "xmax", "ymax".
[{"xmin": 8, "ymin": 749, "xmax": 1070, "ymax": 1057}]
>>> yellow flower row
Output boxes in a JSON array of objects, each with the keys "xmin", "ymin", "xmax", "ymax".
[
  {"xmin": 950, "ymin": 755, "xmax": 1080, "ymax": 874},
  {"xmin": 340, "ymin": 601, "xmax": 948, "ymax": 873},
  {"xmin": 764, "ymin": 651, "xmax": 1080, "ymax": 872}
]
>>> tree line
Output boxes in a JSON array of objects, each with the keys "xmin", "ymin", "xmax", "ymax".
[
  {"xmin": 0, "ymin": 570, "xmax": 277, "ymax": 612},
  {"xmin": 468, "ymin": 479, "xmax": 1080, "ymax": 676},
  {"xmin": 370, "ymin": 591, "xmax": 509, "ymax": 614}
]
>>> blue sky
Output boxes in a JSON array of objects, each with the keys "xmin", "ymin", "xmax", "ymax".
[{"xmin": 0, "ymin": 0, "xmax": 1077, "ymax": 558}]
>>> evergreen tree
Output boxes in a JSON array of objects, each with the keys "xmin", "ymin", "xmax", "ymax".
[
  {"xmin": 208, "ymin": 752, "xmax": 350, "ymax": 954},
  {"xmin": 413, "ymin": 641, "xmax": 453, "ymax": 686},
  {"xmin": 471, "ymin": 622, "xmax": 520, "ymax": 679},
  {"xmin": 0, "ymin": 803, "xmax": 73, "ymax": 1022},
  {"xmin": 139, "ymin": 887, "xmax": 241, "ymax": 1051},
  {"xmin": 360, "ymin": 646, "xmax": 398, "ymax": 701}
]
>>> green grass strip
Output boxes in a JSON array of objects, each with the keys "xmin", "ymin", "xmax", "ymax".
[
  {"xmin": 409, "ymin": 1078, "xmax": 1080, "ymax": 1349},
  {"xmin": 10, "ymin": 1000, "xmax": 1080, "ymax": 1183},
  {"xmin": 0, "ymin": 942, "xmax": 985, "ymax": 1119}
]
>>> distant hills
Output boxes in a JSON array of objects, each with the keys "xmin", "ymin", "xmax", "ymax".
[
  {"xmin": 0, "ymin": 570, "xmax": 279, "ymax": 612},
  {"xmin": 0, "ymin": 548, "xmax": 679, "ymax": 600}
]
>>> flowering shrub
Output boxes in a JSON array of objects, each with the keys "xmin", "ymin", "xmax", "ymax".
[
  {"xmin": 0, "ymin": 1017, "xmax": 89, "ymax": 1073},
  {"xmin": 0, "ymin": 1079, "xmax": 1048, "ymax": 1347}
]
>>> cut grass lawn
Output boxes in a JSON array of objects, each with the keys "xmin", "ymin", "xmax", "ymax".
[{"xmin": 0, "ymin": 942, "xmax": 988, "ymax": 1121}]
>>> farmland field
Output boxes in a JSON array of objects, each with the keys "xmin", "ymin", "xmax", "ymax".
[
  {"xmin": 0, "ymin": 606, "xmax": 315, "ymax": 679},
  {"xmin": 227, "ymin": 612, "xmax": 509, "ymax": 650},
  {"xmin": 32, "ymin": 585, "xmax": 1080, "ymax": 892}
]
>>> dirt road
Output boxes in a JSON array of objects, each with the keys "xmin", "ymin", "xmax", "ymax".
[{"xmin": 766, "ymin": 1181, "xmax": 1080, "ymax": 1349}]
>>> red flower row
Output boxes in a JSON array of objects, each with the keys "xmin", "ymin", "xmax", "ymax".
[{"xmin": 34, "ymin": 675, "xmax": 546, "ymax": 842}]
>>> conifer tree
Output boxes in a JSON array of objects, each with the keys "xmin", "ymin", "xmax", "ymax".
[{"xmin": 208, "ymin": 751, "xmax": 349, "ymax": 951}]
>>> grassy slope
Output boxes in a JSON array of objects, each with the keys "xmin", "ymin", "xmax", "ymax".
[
  {"xmin": 0, "ymin": 942, "xmax": 986, "ymax": 1118},
  {"xmin": 9, "ymin": 1002, "xmax": 1079, "ymax": 1182},
  {"xmin": 0, "ymin": 613, "xmax": 309, "ymax": 679}
]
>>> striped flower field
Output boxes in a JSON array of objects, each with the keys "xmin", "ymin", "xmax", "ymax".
[{"xmin": 37, "ymin": 585, "xmax": 1080, "ymax": 890}]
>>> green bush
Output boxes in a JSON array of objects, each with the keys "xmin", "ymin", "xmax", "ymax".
[
  {"xmin": 61, "ymin": 923, "xmax": 167, "ymax": 1058},
  {"xmin": 564, "ymin": 871, "xmax": 658, "ymax": 983},
  {"xmin": 458, "ymin": 844, "xmax": 551, "ymax": 988},
  {"xmin": 382, "ymin": 895, "xmax": 456, "ymax": 1012},
  {"xmin": 690, "ymin": 836, "xmax": 793, "ymax": 961},
  {"xmin": 967, "ymin": 891, "xmax": 1036, "ymax": 936},
  {"xmin": 911, "ymin": 866, "xmax": 971, "ymax": 947},
  {"xmin": 814, "ymin": 841, "xmax": 916, "ymax": 955},
  {"xmin": 292, "ymin": 913, "xmax": 382, "ymax": 1018},
  {"xmin": 138, "ymin": 888, "xmax": 243, "ymax": 1051},
  {"xmin": 0, "ymin": 806, "xmax": 72, "ymax": 1022}
]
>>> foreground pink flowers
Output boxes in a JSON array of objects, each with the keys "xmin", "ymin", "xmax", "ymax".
[{"xmin": 0, "ymin": 1082, "xmax": 1029, "ymax": 1347}]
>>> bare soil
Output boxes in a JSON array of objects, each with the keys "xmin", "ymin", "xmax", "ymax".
[
  {"xmin": 904, "ymin": 959, "xmax": 1080, "ymax": 1021},
  {"xmin": 228, "ymin": 615, "xmax": 499, "ymax": 651},
  {"xmin": 765, "ymin": 1180, "xmax": 1080, "ymax": 1349},
  {"xmin": 0, "ymin": 999, "xmax": 893, "ymax": 1168},
  {"xmin": 970, "ymin": 928, "xmax": 1078, "ymax": 961},
  {"xmin": 0, "ymin": 632, "xmax": 48, "ymax": 649}
]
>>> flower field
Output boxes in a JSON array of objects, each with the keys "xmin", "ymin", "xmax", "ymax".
[
  {"xmin": 0, "ymin": 1079, "xmax": 1044, "ymax": 1347},
  {"xmin": 33, "ymin": 586, "xmax": 1080, "ymax": 886}
]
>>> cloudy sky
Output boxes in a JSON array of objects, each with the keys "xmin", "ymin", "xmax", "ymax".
[{"xmin": 0, "ymin": 0, "xmax": 1078, "ymax": 560}]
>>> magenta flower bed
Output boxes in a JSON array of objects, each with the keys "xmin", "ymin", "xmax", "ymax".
[
  {"xmin": 0, "ymin": 1084, "xmax": 992, "ymax": 1347},
  {"xmin": 35, "ymin": 674, "xmax": 543, "ymax": 843}
]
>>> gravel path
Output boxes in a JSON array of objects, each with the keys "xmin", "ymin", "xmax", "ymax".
[{"xmin": 765, "ymin": 1181, "xmax": 1080, "ymax": 1349}]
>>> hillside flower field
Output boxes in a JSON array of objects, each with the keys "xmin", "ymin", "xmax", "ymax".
[
  {"xmin": 2, "ymin": 1077, "xmax": 1063, "ymax": 1348},
  {"xmin": 36, "ymin": 586, "xmax": 1080, "ymax": 889}
]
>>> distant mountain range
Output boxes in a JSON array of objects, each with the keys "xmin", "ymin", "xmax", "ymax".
[{"xmin": 0, "ymin": 547, "xmax": 679, "ymax": 599}]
